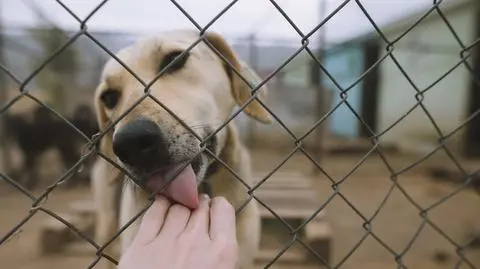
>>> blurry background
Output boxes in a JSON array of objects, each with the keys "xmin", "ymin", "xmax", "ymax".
[{"xmin": 1, "ymin": 0, "xmax": 480, "ymax": 269}]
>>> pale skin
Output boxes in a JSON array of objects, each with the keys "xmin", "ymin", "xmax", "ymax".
[{"xmin": 117, "ymin": 195, "xmax": 239, "ymax": 269}]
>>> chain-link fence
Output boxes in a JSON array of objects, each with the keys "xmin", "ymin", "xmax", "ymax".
[{"xmin": 1, "ymin": 0, "xmax": 480, "ymax": 268}]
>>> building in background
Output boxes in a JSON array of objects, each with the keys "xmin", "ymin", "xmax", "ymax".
[
  {"xmin": 277, "ymin": 35, "xmax": 381, "ymax": 144},
  {"xmin": 319, "ymin": 36, "xmax": 380, "ymax": 140},
  {"xmin": 286, "ymin": 0, "xmax": 479, "ymax": 157},
  {"xmin": 374, "ymin": 0, "xmax": 478, "ymax": 157}
]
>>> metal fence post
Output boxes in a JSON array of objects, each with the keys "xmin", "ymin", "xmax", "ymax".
[{"xmin": 310, "ymin": 0, "xmax": 328, "ymax": 175}]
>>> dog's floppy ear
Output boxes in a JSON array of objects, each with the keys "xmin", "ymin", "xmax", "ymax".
[{"xmin": 205, "ymin": 32, "xmax": 272, "ymax": 124}]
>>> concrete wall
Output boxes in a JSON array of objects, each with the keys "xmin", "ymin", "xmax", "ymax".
[{"xmin": 376, "ymin": 3, "xmax": 476, "ymax": 154}]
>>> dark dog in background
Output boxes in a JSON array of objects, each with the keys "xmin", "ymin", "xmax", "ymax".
[{"xmin": 3, "ymin": 104, "xmax": 99, "ymax": 189}]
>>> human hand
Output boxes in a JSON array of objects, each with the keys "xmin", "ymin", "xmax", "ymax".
[{"xmin": 117, "ymin": 194, "xmax": 238, "ymax": 269}]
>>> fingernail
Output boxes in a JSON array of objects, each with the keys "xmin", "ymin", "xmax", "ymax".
[
  {"xmin": 212, "ymin": 196, "xmax": 233, "ymax": 210},
  {"xmin": 200, "ymin": 193, "xmax": 210, "ymax": 201}
]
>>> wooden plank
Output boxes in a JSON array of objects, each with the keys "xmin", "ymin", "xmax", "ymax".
[
  {"xmin": 256, "ymin": 175, "xmax": 312, "ymax": 184},
  {"xmin": 254, "ymin": 176, "xmax": 326, "ymax": 220},
  {"xmin": 254, "ymin": 171, "xmax": 312, "ymax": 178},
  {"xmin": 258, "ymin": 181, "xmax": 312, "ymax": 190},
  {"xmin": 260, "ymin": 207, "xmax": 325, "ymax": 220},
  {"xmin": 255, "ymin": 197, "xmax": 319, "ymax": 211},
  {"xmin": 305, "ymin": 219, "xmax": 332, "ymax": 264},
  {"xmin": 254, "ymin": 264, "xmax": 320, "ymax": 269},
  {"xmin": 63, "ymin": 241, "xmax": 120, "ymax": 259},
  {"xmin": 256, "ymin": 200, "xmax": 320, "ymax": 213},
  {"xmin": 257, "ymin": 200, "xmax": 320, "ymax": 211},
  {"xmin": 257, "ymin": 171, "xmax": 311, "ymax": 177},
  {"xmin": 255, "ymin": 189, "xmax": 317, "ymax": 201},
  {"xmin": 63, "ymin": 241, "xmax": 97, "ymax": 256},
  {"xmin": 255, "ymin": 248, "xmax": 305, "ymax": 264},
  {"xmin": 254, "ymin": 173, "xmax": 313, "ymax": 187}
]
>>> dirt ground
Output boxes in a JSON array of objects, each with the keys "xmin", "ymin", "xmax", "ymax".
[{"xmin": 1, "ymin": 148, "xmax": 480, "ymax": 269}]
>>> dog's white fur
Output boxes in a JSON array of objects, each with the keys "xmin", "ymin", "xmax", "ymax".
[{"xmin": 91, "ymin": 30, "xmax": 271, "ymax": 269}]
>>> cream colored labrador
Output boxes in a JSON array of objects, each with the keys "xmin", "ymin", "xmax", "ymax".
[{"xmin": 90, "ymin": 30, "xmax": 272, "ymax": 269}]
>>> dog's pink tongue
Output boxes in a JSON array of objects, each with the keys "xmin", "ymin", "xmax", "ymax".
[{"xmin": 151, "ymin": 164, "xmax": 199, "ymax": 209}]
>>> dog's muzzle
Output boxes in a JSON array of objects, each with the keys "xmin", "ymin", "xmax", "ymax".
[{"xmin": 112, "ymin": 118, "xmax": 202, "ymax": 209}]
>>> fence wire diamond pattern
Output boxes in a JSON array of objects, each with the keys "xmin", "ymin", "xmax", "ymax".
[{"xmin": 1, "ymin": 0, "xmax": 480, "ymax": 269}]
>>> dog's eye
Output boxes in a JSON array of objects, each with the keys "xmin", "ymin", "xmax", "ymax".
[
  {"xmin": 158, "ymin": 50, "xmax": 190, "ymax": 74},
  {"xmin": 100, "ymin": 89, "xmax": 120, "ymax": 109}
]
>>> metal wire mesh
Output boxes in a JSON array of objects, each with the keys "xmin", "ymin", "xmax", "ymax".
[{"xmin": 1, "ymin": 0, "xmax": 480, "ymax": 268}]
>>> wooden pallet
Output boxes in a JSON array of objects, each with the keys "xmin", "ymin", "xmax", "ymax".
[{"xmin": 253, "ymin": 172, "xmax": 332, "ymax": 266}]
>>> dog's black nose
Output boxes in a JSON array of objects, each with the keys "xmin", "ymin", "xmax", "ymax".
[{"xmin": 112, "ymin": 118, "xmax": 169, "ymax": 171}]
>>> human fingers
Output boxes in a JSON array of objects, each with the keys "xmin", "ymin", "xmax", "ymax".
[
  {"xmin": 132, "ymin": 195, "xmax": 171, "ymax": 245},
  {"xmin": 209, "ymin": 197, "xmax": 236, "ymax": 241},
  {"xmin": 184, "ymin": 194, "xmax": 210, "ymax": 235},
  {"xmin": 158, "ymin": 203, "xmax": 192, "ymax": 239}
]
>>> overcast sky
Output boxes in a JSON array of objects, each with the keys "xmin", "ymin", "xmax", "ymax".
[{"xmin": 0, "ymin": 0, "xmax": 452, "ymax": 45}]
